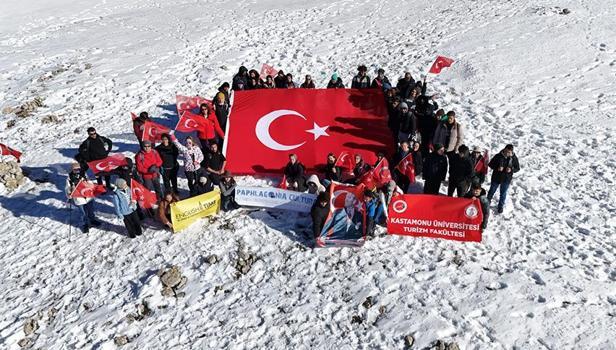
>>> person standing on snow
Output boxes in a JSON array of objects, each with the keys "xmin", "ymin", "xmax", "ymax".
[
  {"xmin": 396, "ymin": 72, "xmax": 416, "ymax": 100},
  {"xmin": 274, "ymin": 70, "xmax": 287, "ymax": 88},
  {"xmin": 351, "ymin": 65, "xmax": 371, "ymax": 89},
  {"xmin": 310, "ymin": 192, "xmax": 330, "ymax": 238},
  {"xmin": 78, "ymin": 127, "xmax": 113, "ymax": 189},
  {"xmin": 432, "ymin": 110, "xmax": 464, "ymax": 158},
  {"xmin": 170, "ymin": 133, "xmax": 203, "ymax": 196},
  {"xmin": 464, "ymin": 182, "xmax": 490, "ymax": 230},
  {"xmin": 132, "ymin": 112, "xmax": 151, "ymax": 146},
  {"xmin": 327, "ymin": 73, "xmax": 345, "ymax": 88},
  {"xmin": 423, "ymin": 144, "xmax": 448, "ymax": 195},
  {"xmin": 324, "ymin": 153, "xmax": 342, "ymax": 183},
  {"xmin": 470, "ymin": 146, "xmax": 489, "ymax": 185},
  {"xmin": 196, "ymin": 103, "xmax": 225, "ymax": 156},
  {"xmin": 487, "ymin": 144, "xmax": 520, "ymax": 213},
  {"xmin": 398, "ymin": 102, "xmax": 418, "ymax": 144},
  {"xmin": 214, "ymin": 92, "xmax": 230, "ymax": 135},
  {"xmin": 155, "ymin": 133, "xmax": 179, "ymax": 195},
  {"xmin": 286, "ymin": 73, "xmax": 298, "ymax": 88},
  {"xmin": 134, "ymin": 140, "xmax": 163, "ymax": 200},
  {"xmin": 300, "ymin": 75, "xmax": 316, "ymax": 88},
  {"xmin": 203, "ymin": 142, "xmax": 226, "ymax": 185},
  {"xmin": 65, "ymin": 162, "xmax": 102, "ymax": 233},
  {"xmin": 447, "ymin": 144, "xmax": 474, "ymax": 197},
  {"xmin": 111, "ymin": 178, "xmax": 143, "ymax": 238},
  {"xmin": 371, "ymin": 68, "xmax": 391, "ymax": 90},
  {"xmin": 263, "ymin": 75, "xmax": 275, "ymax": 89}
]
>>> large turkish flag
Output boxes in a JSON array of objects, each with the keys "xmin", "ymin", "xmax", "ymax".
[{"xmin": 224, "ymin": 89, "xmax": 393, "ymax": 174}]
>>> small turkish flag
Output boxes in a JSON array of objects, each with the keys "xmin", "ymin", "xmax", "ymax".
[
  {"xmin": 130, "ymin": 178, "xmax": 157, "ymax": 208},
  {"xmin": 87, "ymin": 154, "xmax": 128, "ymax": 174},
  {"xmin": 360, "ymin": 158, "xmax": 392, "ymax": 189},
  {"xmin": 225, "ymin": 89, "xmax": 393, "ymax": 174},
  {"xmin": 70, "ymin": 180, "xmax": 107, "ymax": 198},
  {"xmin": 428, "ymin": 55, "xmax": 455, "ymax": 74},
  {"xmin": 260, "ymin": 64, "xmax": 278, "ymax": 78},
  {"xmin": 278, "ymin": 175, "xmax": 288, "ymax": 189},
  {"xmin": 142, "ymin": 120, "xmax": 171, "ymax": 143},
  {"xmin": 0, "ymin": 143, "xmax": 22, "ymax": 162},
  {"xmin": 175, "ymin": 111, "xmax": 206, "ymax": 133},
  {"xmin": 395, "ymin": 153, "xmax": 416, "ymax": 183},
  {"xmin": 130, "ymin": 112, "xmax": 138, "ymax": 120},
  {"xmin": 335, "ymin": 151, "xmax": 356, "ymax": 171},
  {"xmin": 176, "ymin": 95, "xmax": 212, "ymax": 114}
]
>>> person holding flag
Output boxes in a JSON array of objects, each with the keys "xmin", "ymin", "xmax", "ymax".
[
  {"xmin": 170, "ymin": 133, "xmax": 204, "ymax": 196},
  {"xmin": 196, "ymin": 103, "xmax": 225, "ymax": 156},
  {"xmin": 134, "ymin": 140, "xmax": 163, "ymax": 200},
  {"xmin": 65, "ymin": 162, "xmax": 102, "ymax": 233},
  {"xmin": 78, "ymin": 127, "xmax": 113, "ymax": 188},
  {"xmin": 324, "ymin": 153, "xmax": 342, "ymax": 184},
  {"xmin": 111, "ymin": 178, "xmax": 143, "ymax": 238},
  {"xmin": 132, "ymin": 111, "xmax": 151, "ymax": 145}
]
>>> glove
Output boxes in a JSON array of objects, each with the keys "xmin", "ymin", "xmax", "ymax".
[{"xmin": 148, "ymin": 165, "xmax": 159, "ymax": 173}]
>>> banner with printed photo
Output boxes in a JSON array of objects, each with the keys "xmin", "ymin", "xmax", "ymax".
[
  {"xmin": 316, "ymin": 182, "xmax": 366, "ymax": 248},
  {"xmin": 170, "ymin": 190, "xmax": 220, "ymax": 232},
  {"xmin": 235, "ymin": 186, "xmax": 316, "ymax": 213}
]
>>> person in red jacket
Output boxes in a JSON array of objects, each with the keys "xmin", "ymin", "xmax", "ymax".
[
  {"xmin": 132, "ymin": 111, "xmax": 150, "ymax": 146},
  {"xmin": 135, "ymin": 140, "xmax": 163, "ymax": 199},
  {"xmin": 197, "ymin": 103, "xmax": 225, "ymax": 155}
]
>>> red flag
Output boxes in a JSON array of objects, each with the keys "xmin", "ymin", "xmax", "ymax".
[
  {"xmin": 70, "ymin": 179, "xmax": 106, "ymax": 198},
  {"xmin": 387, "ymin": 194, "xmax": 483, "ymax": 242},
  {"xmin": 316, "ymin": 182, "xmax": 366, "ymax": 247},
  {"xmin": 87, "ymin": 154, "xmax": 128, "ymax": 174},
  {"xmin": 225, "ymin": 89, "xmax": 393, "ymax": 174},
  {"xmin": 395, "ymin": 153, "xmax": 416, "ymax": 184},
  {"xmin": 130, "ymin": 112, "xmax": 138, "ymax": 120},
  {"xmin": 335, "ymin": 151, "xmax": 356, "ymax": 171},
  {"xmin": 428, "ymin": 55, "xmax": 455, "ymax": 74},
  {"xmin": 260, "ymin": 64, "xmax": 278, "ymax": 78},
  {"xmin": 130, "ymin": 178, "xmax": 157, "ymax": 209},
  {"xmin": 474, "ymin": 150, "xmax": 489, "ymax": 175},
  {"xmin": 278, "ymin": 175, "xmax": 288, "ymax": 189},
  {"xmin": 142, "ymin": 120, "xmax": 170, "ymax": 143},
  {"xmin": 176, "ymin": 95, "xmax": 212, "ymax": 114},
  {"xmin": 0, "ymin": 143, "xmax": 22, "ymax": 162},
  {"xmin": 360, "ymin": 158, "xmax": 392, "ymax": 189},
  {"xmin": 175, "ymin": 111, "xmax": 206, "ymax": 133}
]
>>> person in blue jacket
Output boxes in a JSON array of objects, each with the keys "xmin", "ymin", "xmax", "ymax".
[
  {"xmin": 111, "ymin": 178, "xmax": 143, "ymax": 238},
  {"xmin": 364, "ymin": 190, "xmax": 384, "ymax": 237}
]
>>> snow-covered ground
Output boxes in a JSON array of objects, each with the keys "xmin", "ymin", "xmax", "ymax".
[{"xmin": 1, "ymin": 0, "xmax": 615, "ymax": 348}]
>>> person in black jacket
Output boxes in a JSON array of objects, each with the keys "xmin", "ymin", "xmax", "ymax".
[
  {"xmin": 324, "ymin": 153, "xmax": 342, "ymax": 183},
  {"xmin": 487, "ymin": 144, "xmax": 520, "ymax": 213},
  {"xmin": 78, "ymin": 127, "xmax": 113, "ymax": 188},
  {"xmin": 349, "ymin": 154, "xmax": 371, "ymax": 184},
  {"xmin": 447, "ymin": 145, "xmax": 474, "ymax": 197},
  {"xmin": 132, "ymin": 112, "xmax": 150, "ymax": 146},
  {"xmin": 284, "ymin": 153, "xmax": 306, "ymax": 191},
  {"xmin": 214, "ymin": 92, "xmax": 230, "ymax": 135},
  {"xmin": 195, "ymin": 176, "xmax": 214, "ymax": 195},
  {"xmin": 300, "ymin": 75, "xmax": 316, "ymax": 88},
  {"xmin": 415, "ymin": 94, "xmax": 439, "ymax": 155},
  {"xmin": 274, "ymin": 70, "xmax": 287, "ymax": 88},
  {"xmin": 411, "ymin": 141, "xmax": 423, "ymax": 177},
  {"xmin": 214, "ymin": 82, "xmax": 230, "ymax": 105},
  {"xmin": 423, "ymin": 144, "xmax": 448, "ymax": 195},
  {"xmin": 398, "ymin": 102, "xmax": 417, "ymax": 144},
  {"xmin": 464, "ymin": 182, "xmax": 490, "ymax": 230},
  {"xmin": 155, "ymin": 133, "xmax": 179, "ymax": 194},
  {"xmin": 232, "ymin": 66, "xmax": 248, "ymax": 90},
  {"xmin": 219, "ymin": 171, "xmax": 240, "ymax": 211},
  {"xmin": 396, "ymin": 72, "xmax": 416, "ymax": 99},
  {"xmin": 351, "ymin": 65, "xmax": 371, "ymax": 89},
  {"xmin": 371, "ymin": 68, "xmax": 391, "ymax": 90},
  {"xmin": 310, "ymin": 191, "xmax": 330, "ymax": 238},
  {"xmin": 203, "ymin": 143, "xmax": 226, "ymax": 185},
  {"xmin": 393, "ymin": 141, "xmax": 412, "ymax": 193},
  {"xmin": 327, "ymin": 73, "xmax": 345, "ymax": 88}
]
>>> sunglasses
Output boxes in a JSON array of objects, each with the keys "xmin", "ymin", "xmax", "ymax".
[
  {"xmin": 143, "ymin": 145, "xmax": 152, "ymax": 148},
  {"xmin": 88, "ymin": 132, "xmax": 96, "ymax": 135}
]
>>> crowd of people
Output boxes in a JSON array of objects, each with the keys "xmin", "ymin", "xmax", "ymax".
[{"xmin": 65, "ymin": 64, "xmax": 520, "ymax": 239}]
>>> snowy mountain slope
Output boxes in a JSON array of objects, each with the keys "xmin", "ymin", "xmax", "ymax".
[{"xmin": 0, "ymin": 0, "xmax": 615, "ymax": 349}]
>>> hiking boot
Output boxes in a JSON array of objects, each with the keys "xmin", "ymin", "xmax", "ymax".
[
  {"xmin": 497, "ymin": 207, "xmax": 503, "ymax": 214},
  {"xmin": 82, "ymin": 225, "xmax": 90, "ymax": 233}
]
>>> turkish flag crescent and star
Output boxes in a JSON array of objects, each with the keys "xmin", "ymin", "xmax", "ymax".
[
  {"xmin": 387, "ymin": 194, "xmax": 483, "ymax": 242},
  {"xmin": 175, "ymin": 111, "xmax": 205, "ymax": 133},
  {"xmin": 70, "ymin": 180, "xmax": 107, "ymax": 198},
  {"xmin": 87, "ymin": 154, "xmax": 128, "ymax": 175},
  {"xmin": 0, "ymin": 143, "xmax": 22, "ymax": 162},
  {"xmin": 142, "ymin": 120, "xmax": 171, "ymax": 143},
  {"xmin": 224, "ymin": 89, "xmax": 393, "ymax": 174},
  {"xmin": 130, "ymin": 178, "xmax": 157, "ymax": 209},
  {"xmin": 176, "ymin": 95, "xmax": 213, "ymax": 114},
  {"xmin": 428, "ymin": 56, "xmax": 455, "ymax": 74}
]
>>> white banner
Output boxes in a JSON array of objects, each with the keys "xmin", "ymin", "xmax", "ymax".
[{"xmin": 235, "ymin": 186, "xmax": 317, "ymax": 213}]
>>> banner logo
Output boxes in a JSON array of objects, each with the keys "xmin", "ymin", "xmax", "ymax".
[
  {"xmin": 392, "ymin": 199, "xmax": 407, "ymax": 214},
  {"xmin": 464, "ymin": 204, "xmax": 479, "ymax": 219}
]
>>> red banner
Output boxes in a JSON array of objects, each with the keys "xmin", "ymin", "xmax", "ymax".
[
  {"xmin": 260, "ymin": 64, "xmax": 278, "ymax": 78},
  {"xmin": 87, "ymin": 154, "xmax": 128, "ymax": 174},
  {"xmin": 70, "ymin": 180, "xmax": 107, "ymax": 198},
  {"xmin": 224, "ymin": 89, "xmax": 393, "ymax": 174},
  {"xmin": 429, "ymin": 55, "xmax": 455, "ymax": 74},
  {"xmin": 387, "ymin": 194, "xmax": 482, "ymax": 242},
  {"xmin": 317, "ymin": 182, "xmax": 366, "ymax": 247},
  {"xmin": 130, "ymin": 112, "xmax": 138, "ymax": 120},
  {"xmin": 176, "ymin": 95, "xmax": 212, "ymax": 114},
  {"xmin": 130, "ymin": 178, "xmax": 157, "ymax": 208},
  {"xmin": 0, "ymin": 143, "xmax": 22, "ymax": 162},
  {"xmin": 142, "ymin": 120, "xmax": 170, "ymax": 142},
  {"xmin": 175, "ymin": 111, "xmax": 205, "ymax": 133}
]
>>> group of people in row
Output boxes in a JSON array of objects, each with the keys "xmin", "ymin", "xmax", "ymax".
[{"xmin": 65, "ymin": 64, "xmax": 520, "ymax": 238}]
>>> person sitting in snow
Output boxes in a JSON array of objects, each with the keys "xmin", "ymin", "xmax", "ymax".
[
  {"xmin": 464, "ymin": 182, "xmax": 490, "ymax": 230},
  {"xmin": 284, "ymin": 153, "xmax": 306, "ymax": 192},
  {"xmin": 219, "ymin": 170, "xmax": 240, "ymax": 211},
  {"xmin": 323, "ymin": 153, "xmax": 342, "ymax": 184},
  {"xmin": 195, "ymin": 176, "xmax": 214, "ymax": 195},
  {"xmin": 349, "ymin": 154, "xmax": 371, "ymax": 184},
  {"xmin": 158, "ymin": 191, "xmax": 180, "ymax": 231},
  {"xmin": 306, "ymin": 174, "xmax": 326, "ymax": 194},
  {"xmin": 65, "ymin": 162, "xmax": 102, "ymax": 233}
]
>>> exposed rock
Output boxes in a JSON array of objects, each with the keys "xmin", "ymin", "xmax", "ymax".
[
  {"xmin": 206, "ymin": 254, "xmax": 219, "ymax": 264},
  {"xmin": 160, "ymin": 266, "xmax": 182, "ymax": 288},
  {"xmin": 1, "ymin": 106, "xmax": 14, "ymax": 115},
  {"xmin": 40, "ymin": 115, "xmax": 59, "ymax": 124},
  {"xmin": 114, "ymin": 335, "xmax": 129, "ymax": 346},
  {"xmin": 234, "ymin": 244, "xmax": 257, "ymax": 277},
  {"xmin": 561, "ymin": 8, "xmax": 571, "ymax": 15},
  {"xmin": 47, "ymin": 308, "xmax": 58, "ymax": 323},
  {"xmin": 73, "ymin": 128, "xmax": 80, "ymax": 134},
  {"xmin": 433, "ymin": 340, "xmax": 447, "ymax": 350},
  {"xmin": 362, "ymin": 296, "xmax": 373, "ymax": 309},
  {"xmin": 404, "ymin": 335, "xmax": 415, "ymax": 348},
  {"xmin": 446, "ymin": 343, "xmax": 460, "ymax": 350},
  {"xmin": 7, "ymin": 119, "xmax": 16, "ymax": 128},
  {"xmin": 23, "ymin": 318, "xmax": 38, "ymax": 336},
  {"xmin": 161, "ymin": 286, "xmax": 175, "ymax": 297},
  {"xmin": 351, "ymin": 315, "xmax": 363, "ymax": 324},
  {"xmin": 14, "ymin": 97, "xmax": 44, "ymax": 118},
  {"xmin": 17, "ymin": 338, "xmax": 34, "ymax": 348}
]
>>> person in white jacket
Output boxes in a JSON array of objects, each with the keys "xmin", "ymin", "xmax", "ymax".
[
  {"xmin": 65, "ymin": 162, "xmax": 101, "ymax": 233},
  {"xmin": 170, "ymin": 132, "xmax": 204, "ymax": 196},
  {"xmin": 306, "ymin": 174, "xmax": 326, "ymax": 194}
]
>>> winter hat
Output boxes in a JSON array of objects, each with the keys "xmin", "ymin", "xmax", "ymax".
[
  {"xmin": 332, "ymin": 72, "xmax": 338, "ymax": 81},
  {"xmin": 70, "ymin": 162, "xmax": 81, "ymax": 170},
  {"xmin": 142, "ymin": 140, "xmax": 152, "ymax": 147},
  {"xmin": 472, "ymin": 146, "xmax": 482, "ymax": 153},
  {"xmin": 399, "ymin": 102, "xmax": 409, "ymax": 109},
  {"xmin": 115, "ymin": 178, "xmax": 127, "ymax": 188},
  {"xmin": 199, "ymin": 176, "xmax": 208, "ymax": 184},
  {"xmin": 434, "ymin": 143, "xmax": 444, "ymax": 151}
]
